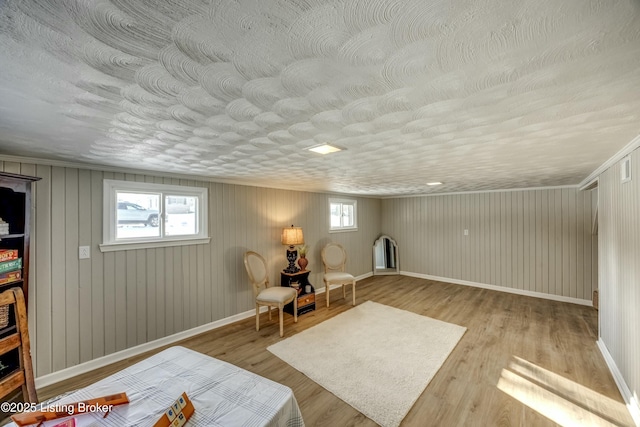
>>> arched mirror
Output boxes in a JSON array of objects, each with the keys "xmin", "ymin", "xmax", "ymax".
[{"xmin": 373, "ymin": 235, "xmax": 399, "ymax": 275}]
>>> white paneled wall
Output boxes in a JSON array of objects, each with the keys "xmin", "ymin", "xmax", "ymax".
[
  {"xmin": 0, "ymin": 160, "xmax": 380, "ymax": 377},
  {"xmin": 598, "ymin": 148, "xmax": 640, "ymax": 417},
  {"xmin": 5, "ymin": 153, "xmax": 639, "ymax": 418},
  {"xmin": 382, "ymin": 188, "xmax": 598, "ymax": 300},
  {"xmin": 11, "ymin": 155, "xmax": 639, "ymax": 399}
]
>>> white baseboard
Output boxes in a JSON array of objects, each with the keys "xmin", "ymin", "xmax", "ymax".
[
  {"xmin": 35, "ymin": 307, "xmax": 265, "ymax": 389},
  {"xmin": 402, "ymin": 271, "xmax": 638, "ymax": 425},
  {"xmin": 36, "ymin": 271, "xmax": 374, "ymax": 389},
  {"xmin": 38, "ymin": 270, "xmax": 594, "ymax": 390},
  {"xmin": 400, "ymin": 271, "xmax": 593, "ymax": 306},
  {"xmin": 597, "ymin": 339, "xmax": 640, "ymax": 427}
]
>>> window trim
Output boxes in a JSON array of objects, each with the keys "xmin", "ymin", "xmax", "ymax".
[
  {"xmin": 100, "ymin": 179, "xmax": 209, "ymax": 252},
  {"xmin": 329, "ymin": 198, "xmax": 358, "ymax": 232}
]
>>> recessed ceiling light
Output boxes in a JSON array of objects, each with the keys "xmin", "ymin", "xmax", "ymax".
[
  {"xmin": 427, "ymin": 182, "xmax": 443, "ymax": 186},
  {"xmin": 308, "ymin": 144, "xmax": 342, "ymax": 154}
]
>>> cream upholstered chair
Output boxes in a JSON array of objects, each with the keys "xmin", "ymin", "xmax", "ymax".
[
  {"xmin": 321, "ymin": 243, "xmax": 356, "ymax": 308},
  {"xmin": 244, "ymin": 251, "xmax": 297, "ymax": 337}
]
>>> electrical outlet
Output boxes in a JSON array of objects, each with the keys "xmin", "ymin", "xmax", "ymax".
[
  {"xmin": 79, "ymin": 246, "xmax": 90, "ymax": 259},
  {"xmin": 464, "ymin": 229, "xmax": 469, "ymax": 236}
]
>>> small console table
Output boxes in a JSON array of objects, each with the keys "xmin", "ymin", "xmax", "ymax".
[{"xmin": 281, "ymin": 270, "xmax": 315, "ymax": 316}]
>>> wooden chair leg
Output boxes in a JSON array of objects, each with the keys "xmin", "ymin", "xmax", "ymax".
[
  {"xmin": 294, "ymin": 297, "xmax": 298, "ymax": 323},
  {"xmin": 343, "ymin": 284, "xmax": 346, "ymax": 299},
  {"xmin": 278, "ymin": 304, "xmax": 284, "ymax": 337},
  {"xmin": 352, "ymin": 281, "xmax": 356, "ymax": 305},
  {"xmin": 256, "ymin": 304, "xmax": 260, "ymax": 331},
  {"xmin": 326, "ymin": 282, "xmax": 330, "ymax": 307}
]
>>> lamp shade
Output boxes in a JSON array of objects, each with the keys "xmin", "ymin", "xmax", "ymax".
[{"xmin": 281, "ymin": 226, "xmax": 304, "ymax": 247}]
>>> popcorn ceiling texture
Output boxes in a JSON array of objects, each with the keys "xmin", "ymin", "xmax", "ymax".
[{"xmin": 1, "ymin": 0, "xmax": 639, "ymax": 196}]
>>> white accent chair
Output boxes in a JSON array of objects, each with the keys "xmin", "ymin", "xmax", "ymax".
[
  {"xmin": 244, "ymin": 251, "xmax": 297, "ymax": 337},
  {"xmin": 321, "ymin": 243, "xmax": 356, "ymax": 308}
]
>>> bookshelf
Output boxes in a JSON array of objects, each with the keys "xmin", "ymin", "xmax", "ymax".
[{"xmin": 0, "ymin": 172, "xmax": 40, "ymax": 335}]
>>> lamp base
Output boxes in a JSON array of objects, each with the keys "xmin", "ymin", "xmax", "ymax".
[{"xmin": 284, "ymin": 248, "xmax": 300, "ymax": 273}]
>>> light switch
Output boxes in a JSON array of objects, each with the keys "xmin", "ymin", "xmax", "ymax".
[{"xmin": 464, "ymin": 229, "xmax": 469, "ymax": 236}]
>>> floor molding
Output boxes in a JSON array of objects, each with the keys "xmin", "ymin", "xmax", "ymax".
[
  {"xmin": 35, "ymin": 270, "xmax": 592, "ymax": 390},
  {"xmin": 36, "ymin": 271, "xmax": 374, "ymax": 389},
  {"xmin": 35, "ymin": 306, "xmax": 269, "ymax": 388},
  {"xmin": 400, "ymin": 271, "xmax": 593, "ymax": 306},
  {"xmin": 597, "ymin": 339, "xmax": 640, "ymax": 427},
  {"xmin": 404, "ymin": 272, "xmax": 638, "ymax": 425}
]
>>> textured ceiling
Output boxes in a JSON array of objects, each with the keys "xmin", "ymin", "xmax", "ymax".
[{"xmin": 1, "ymin": 0, "xmax": 640, "ymax": 196}]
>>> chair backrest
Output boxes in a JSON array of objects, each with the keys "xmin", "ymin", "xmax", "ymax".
[
  {"xmin": 244, "ymin": 251, "xmax": 270, "ymax": 297},
  {"xmin": 0, "ymin": 287, "xmax": 37, "ymax": 403},
  {"xmin": 322, "ymin": 243, "xmax": 347, "ymax": 273}
]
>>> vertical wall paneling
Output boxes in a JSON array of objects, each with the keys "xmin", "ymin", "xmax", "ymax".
[
  {"xmin": 50, "ymin": 167, "xmax": 67, "ymax": 371},
  {"xmin": 598, "ymin": 148, "xmax": 640, "ymax": 419},
  {"xmin": 5, "ymin": 160, "xmax": 379, "ymax": 377},
  {"xmin": 525, "ymin": 191, "xmax": 534, "ymax": 292},
  {"xmin": 102, "ymin": 172, "xmax": 116, "ymax": 356},
  {"xmin": 114, "ymin": 250, "xmax": 127, "ymax": 352},
  {"xmin": 552, "ymin": 190, "xmax": 561, "ymax": 295},
  {"xmin": 90, "ymin": 170, "xmax": 104, "ymax": 360},
  {"xmin": 482, "ymin": 193, "xmax": 491, "ymax": 285},
  {"xmin": 126, "ymin": 243, "xmax": 137, "ymax": 348},
  {"xmin": 152, "ymin": 176, "xmax": 165, "ymax": 338},
  {"xmin": 382, "ymin": 188, "xmax": 597, "ymax": 300},
  {"xmin": 560, "ymin": 189, "xmax": 569, "ymax": 297},
  {"xmin": 575, "ymin": 190, "xmax": 584, "ymax": 299},
  {"xmin": 534, "ymin": 191, "xmax": 542, "ymax": 294},
  {"xmin": 77, "ymin": 169, "xmax": 92, "ymax": 364},
  {"xmin": 136, "ymin": 249, "xmax": 147, "ymax": 345},
  {"xmin": 540, "ymin": 190, "xmax": 548, "ymax": 294},
  {"xmin": 4, "ymin": 157, "xmax": 606, "ymax": 383},
  {"xmin": 163, "ymin": 237, "xmax": 174, "ymax": 336},
  {"xmin": 144, "ymin": 176, "xmax": 156, "ymax": 342},
  {"xmin": 146, "ymin": 247, "xmax": 157, "ymax": 342},
  {"xmin": 515, "ymin": 191, "xmax": 524, "ymax": 290},
  {"xmin": 490, "ymin": 192, "xmax": 499, "ymax": 286},
  {"xmin": 2, "ymin": 161, "xmax": 21, "ymax": 174},
  {"xmin": 569, "ymin": 189, "xmax": 578, "ymax": 298}
]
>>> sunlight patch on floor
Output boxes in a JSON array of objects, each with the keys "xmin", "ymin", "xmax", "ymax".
[{"xmin": 497, "ymin": 356, "xmax": 633, "ymax": 427}]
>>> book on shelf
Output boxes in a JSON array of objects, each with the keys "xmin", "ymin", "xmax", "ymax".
[
  {"xmin": 0, "ymin": 258, "xmax": 21, "ymax": 274},
  {"xmin": 0, "ymin": 218, "xmax": 8, "ymax": 236},
  {"xmin": 0, "ymin": 249, "xmax": 19, "ymax": 263},
  {"xmin": 0, "ymin": 270, "xmax": 21, "ymax": 286}
]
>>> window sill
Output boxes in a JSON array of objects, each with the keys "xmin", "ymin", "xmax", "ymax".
[
  {"xmin": 99, "ymin": 237, "xmax": 211, "ymax": 252},
  {"xmin": 329, "ymin": 228, "xmax": 358, "ymax": 233}
]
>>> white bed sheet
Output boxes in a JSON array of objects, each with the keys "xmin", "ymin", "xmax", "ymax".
[{"xmin": 8, "ymin": 346, "xmax": 304, "ymax": 427}]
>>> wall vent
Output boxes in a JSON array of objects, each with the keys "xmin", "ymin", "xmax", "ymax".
[{"xmin": 621, "ymin": 155, "xmax": 631, "ymax": 183}]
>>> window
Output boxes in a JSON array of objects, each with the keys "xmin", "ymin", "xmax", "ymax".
[
  {"xmin": 329, "ymin": 198, "xmax": 357, "ymax": 232},
  {"xmin": 100, "ymin": 180, "xmax": 209, "ymax": 251}
]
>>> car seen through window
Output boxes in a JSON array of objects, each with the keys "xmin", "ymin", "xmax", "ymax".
[{"xmin": 117, "ymin": 201, "xmax": 159, "ymax": 227}]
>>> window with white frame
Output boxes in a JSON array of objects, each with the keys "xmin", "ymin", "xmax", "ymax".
[
  {"xmin": 329, "ymin": 198, "xmax": 357, "ymax": 231},
  {"xmin": 100, "ymin": 179, "xmax": 209, "ymax": 251}
]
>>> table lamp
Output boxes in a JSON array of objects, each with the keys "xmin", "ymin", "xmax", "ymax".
[{"xmin": 281, "ymin": 225, "xmax": 304, "ymax": 273}]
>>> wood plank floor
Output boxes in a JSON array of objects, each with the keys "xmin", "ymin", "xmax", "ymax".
[{"xmin": 10, "ymin": 276, "xmax": 637, "ymax": 426}]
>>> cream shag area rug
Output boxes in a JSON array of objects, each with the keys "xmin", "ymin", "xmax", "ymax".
[{"xmin": 267, "ymin": 301, "xmax": 467, "ymax": 427}]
